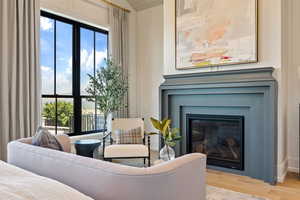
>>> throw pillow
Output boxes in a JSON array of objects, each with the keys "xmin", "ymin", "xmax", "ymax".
[
  {"xmin": 115, "ymin": 127, "xmax": 143, "ymax": 144},
  {"xmin": 32, "ymin": 127, "xmax": 63, "ymax": 151}
]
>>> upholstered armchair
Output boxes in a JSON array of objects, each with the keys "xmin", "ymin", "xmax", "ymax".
[{"xmin": 102, "ymin": 118, "xmax": 151, "ymax": 166}]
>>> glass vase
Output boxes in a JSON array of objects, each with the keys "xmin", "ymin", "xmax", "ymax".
[{"xmin": 160, "ymin": 144, "xmax": 175, "ymax": 161}]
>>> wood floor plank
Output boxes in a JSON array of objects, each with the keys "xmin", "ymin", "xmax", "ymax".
[
  {"xmin": 150, "ymin": 151, "xmax": 300, "ymax": 200},
  {"xmin": 207, "ymin": 170, "xmax": 300, "ymax": 200}
]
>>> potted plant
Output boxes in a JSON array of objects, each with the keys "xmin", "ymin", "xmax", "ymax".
[
  {"xmin": 149, "ymin": 117, "xmax": 181, "ymax": 161},
  {"xmin": 86, "ymin": 59, "xmax": 128, "ymax": 132}
]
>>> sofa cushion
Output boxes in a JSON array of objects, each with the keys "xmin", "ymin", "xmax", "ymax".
[
  {"xmin": 0, "ymin": 160, "xmax": 93, "ymax": 200},
  {"xmin": 115, "ymin": 127, "xmax": 143, "ymax": 144},
  {"xmin": 32, "ymin": 127, "xmax": 63, "ymax": 151},
  {"xmin": 18, "ymin": 134, "xmax": 71, "ymax": 153},
  {"xmin": 104, "ymin": 144, "xmax": 149, "ymax": 158}
]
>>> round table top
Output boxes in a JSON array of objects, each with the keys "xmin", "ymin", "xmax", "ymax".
[{"xmin": 74, "ymin": 139, "xmax": 101, "ymax": 145}]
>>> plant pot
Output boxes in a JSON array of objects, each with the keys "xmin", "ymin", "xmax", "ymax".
[{"xmin": 159, "ymin": 144, "xmax": 175, "ymax": 161}]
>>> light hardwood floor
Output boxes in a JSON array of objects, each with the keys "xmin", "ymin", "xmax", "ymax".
[
  {"xmin": 207, "ymin": 170, "xmax": 300, "ymax": 200},
  {"xmin": 118, "ymin": 151, "xmax": 300, "ymax": 200}
]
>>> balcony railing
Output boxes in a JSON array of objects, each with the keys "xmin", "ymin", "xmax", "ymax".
[{"xmin": 42, "ymin": 114, "xmax": 105, "ymax": 134}]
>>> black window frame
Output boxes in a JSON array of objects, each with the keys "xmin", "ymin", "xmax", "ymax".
[{"xmin": 41, "ymin": 11, "xmax": 109, "ymax": 136}]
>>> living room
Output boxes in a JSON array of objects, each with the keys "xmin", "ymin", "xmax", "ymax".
[{"xmin": 1, "ymin": 0, "xmax": 300, "ymax": 199}]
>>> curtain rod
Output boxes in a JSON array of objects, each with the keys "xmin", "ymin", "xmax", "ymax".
[{"xmin": 99, "ymin": 0, "xmax": 131, "ymax": 13}]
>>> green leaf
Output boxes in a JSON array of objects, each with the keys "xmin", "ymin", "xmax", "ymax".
[
  {"xmin": 161, "ymin": 118, "xmax": 169, "ymax": 128},
  {"xmin": 163, "ymin": 129, "xmax": 170, "ymax": 139},
  {"xmin": 166, "ymin": 141, "xmax": 176, "ymax": 147},
  {"xmin": 162, "ymin": 119, "xmax": 171, "ymax": 134},
  {"xmin": 146, "ymin": 132, "xmax": 158, "ymax": 136},
  {"xmin": 150, "ymin": 117, "xmax": 162, "ymax": 131},
  {"xmin": 171, "ymin": 128, "xmax": 179, "ymax": 135},
  {"xmin": 173, "ymin": 136, "xmax": 182, "ymax": 141}
]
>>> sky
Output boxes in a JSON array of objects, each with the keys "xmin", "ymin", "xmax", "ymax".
[{"xmin": 40, "ymin": 16, "xmax": 108, "ymax": 97}]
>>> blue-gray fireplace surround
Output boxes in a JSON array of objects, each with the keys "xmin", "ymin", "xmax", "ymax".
[{"xmin": 159, "ymin": 67, "xmax": 278, "ymax": 184}]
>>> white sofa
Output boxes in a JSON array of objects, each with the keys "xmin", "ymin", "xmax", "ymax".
[
  {"xmin": 0, "ymin": 160, "xmax": 93, "ymax": 200},
  {"xmin": 7, "ymin": 136, "xmax": 207, "ymax": 200}
]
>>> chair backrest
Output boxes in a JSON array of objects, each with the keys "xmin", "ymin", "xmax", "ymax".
[{"xmin": 111, "ymin": 118, "xmax": 145, "ymax": 140}]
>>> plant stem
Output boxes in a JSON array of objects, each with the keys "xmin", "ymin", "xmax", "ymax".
[
  {"xmin": 166, "ymin": 144, "xmax": 171, "ymax": 160},
  {"xmin": 103, "ymin": 112, "xmax": 107, "ymax": 132}
]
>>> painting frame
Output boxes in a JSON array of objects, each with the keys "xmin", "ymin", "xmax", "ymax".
[{"xmin": 175, "ymin": 0, "xmax": 258, "ymax": 70}]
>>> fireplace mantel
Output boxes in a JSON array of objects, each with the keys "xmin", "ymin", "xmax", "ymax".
[
  {"xmin": 159, "ymin": 67, "xmax": 278, "ymax": 184},
  {"xmin": 161, "ymin": 67, "xmax": 275, "ymax": 86}
]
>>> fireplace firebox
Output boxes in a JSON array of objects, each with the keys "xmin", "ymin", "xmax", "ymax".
[{"xmin": 186, "ymin": 114, "xmax": 244, "ymax": 170}]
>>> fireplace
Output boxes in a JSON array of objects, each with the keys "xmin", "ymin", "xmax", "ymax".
[
  {"xmin": 160, "ymin": 68, "xmax": 278, "ymax": 183},
  {"xmin": 186, "ymin": 114, "xmax": 244, "ymax": 170}
]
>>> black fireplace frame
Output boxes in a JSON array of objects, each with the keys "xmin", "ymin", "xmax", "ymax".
[{"xmin": 186, "ymin": 114, "xmax": 245, "ymax": 171}]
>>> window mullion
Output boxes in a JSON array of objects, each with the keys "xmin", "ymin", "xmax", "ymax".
[
  {"xmin": 54, "ymin": 20, "xmax": 58, "ymax": 135},
  {"xmin": 73, "ymin": 23, "xmax": 82, "ymax": 134},
  {"xmin": 93, "ymin": 31, "xmax": 97, "ymax": 130}
]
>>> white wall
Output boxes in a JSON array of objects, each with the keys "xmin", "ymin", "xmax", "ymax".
[
  {"xmin": 136, "ymin": 5, "xmax": 164, "ymax": 150},
  {"xmin": 40, "ymin": 0, "xmax": 138, "ymax": 118},
  {"xmin": 163, "ymin": 0, "xmax": 288, "ymax": 181},
  {"xmin": 284, "ymin": 0, "xmax": 300, "ymax": 173}
]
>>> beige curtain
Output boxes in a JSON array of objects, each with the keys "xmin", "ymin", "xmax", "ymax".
[
  {"xmin": 0, "ymin": 0, "xmax": 40, "ymax": 161},
  {"xmin": 109, "ymin": 6, "xmax": 129, "ymax": 118}
]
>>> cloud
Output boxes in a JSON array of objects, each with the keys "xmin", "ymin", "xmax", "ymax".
[
  {"xmin": 56, "ymin": 72, "xmax": 72, "ymax": 94},
  {"xmin": 40, "ymin": 17, "xmax": 53, "ymax": 31},
  {"xmin": 41, "ymin": 49, "xmax": 107, "ymax": 95},
  {"xmin": 81, "ymin": 49, "xmax": 93, "ymax": 71},
  {"xmin": 41, "ymin": 66, "xmax": 52, "ymax": 72},
  {"xmin": 66, "ymin": 57, "xmax": 72, "ymax": 74},
  {"xmin": 81, "ymin": 49, "xmax": 107, "ymax": 71},
  {"xmin": 41, "ymin": 65, "xmax": 72, "ymax": 94},
  {"xmin": 95, "ymin": 50, "xmax": 107, "ymax": 67},
  {"xmin": 41, "ymin": 65, "xmax": 54, "ymax": 94}
]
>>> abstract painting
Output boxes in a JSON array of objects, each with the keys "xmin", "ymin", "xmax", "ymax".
[{"xmin": 176, "ymin": 0, "xmax": 257, "ymax": 69}]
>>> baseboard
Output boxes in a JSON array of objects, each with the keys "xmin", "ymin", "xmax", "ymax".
[
  {"xmin": 288, "ymin": 167, "xmax": 299, "ymax": 173},
  {"xmin": 277, "ymin": 169, "xmax": 288, "ymax": 183},
  {"xmin": 277, "ymin": 157, "xmax": 288, "ymax": 183},
  {"xmin": 288, "ymin": 157, "xmax": 299, "ymax": 173}
]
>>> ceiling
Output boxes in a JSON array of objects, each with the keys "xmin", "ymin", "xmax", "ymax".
[{"xmin": 127, "ymin": 0, "xmax": 163, "ymax": 11}]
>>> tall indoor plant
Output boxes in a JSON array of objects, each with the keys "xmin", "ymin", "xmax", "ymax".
[
  {"xmin": 86, "ymin": 59, "xmax": 128, "ymax": 131},
  {"xmin": 149, "ymin": 117, "xmax": 181, "ymax": 161}
]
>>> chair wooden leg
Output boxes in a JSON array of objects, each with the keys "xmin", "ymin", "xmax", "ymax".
[
  {"xmin": 143, "ymin": 158, "xmax": 146, "ymax": 166},
  {"xmin": 148, "ymin": 157, "xmax": 151, "ymax": 167}
]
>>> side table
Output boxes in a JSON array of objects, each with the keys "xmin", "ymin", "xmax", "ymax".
[{"xmin": 74, "ymin": 139, "xmax": 101, "ymax": 158}]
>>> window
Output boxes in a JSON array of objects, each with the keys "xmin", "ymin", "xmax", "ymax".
[{"xmin": 40, "ymin": 11, "xmax": 108, "ymax": 136}]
